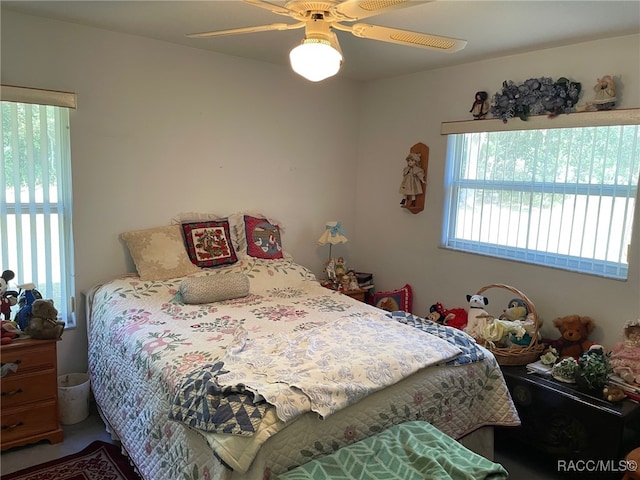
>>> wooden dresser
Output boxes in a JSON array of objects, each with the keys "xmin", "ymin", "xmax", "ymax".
[{"xmin": 1, "ymin": 338, "xmax": 63, "ymax": 450}]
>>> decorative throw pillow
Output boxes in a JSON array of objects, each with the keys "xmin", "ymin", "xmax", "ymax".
[
  {"xmin": 180, "ymin": 273, "xmax": 250, "ymax": 304},
  {"xmin": 244, "ymin": 215, "xmax": 283, "ymax": 259},
  {"xmin": 120, "ymin": 225, "xmax": 199, "ymax": 281},
  {"xmin": 370, "ymin": 284, "xmax": 413, "ymax": 313},
  {"xmin": 181, "ymin": 220, "xmax": 238, "ymax": 268}
]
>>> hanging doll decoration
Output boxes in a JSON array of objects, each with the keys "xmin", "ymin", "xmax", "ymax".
[
  {"xmin": 470, "ymin": 91, "xmax": 490, "ymax": 119},
  {"xmin": 399, "ymin": 152, "xmax": 426, "ymax": 207}
]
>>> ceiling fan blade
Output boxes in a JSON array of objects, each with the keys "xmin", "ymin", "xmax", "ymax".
[
  {"xmin": 243, "ymin": 0, "xmax": 296, "ymax": 17},
  {"xmin": 333, "ymin": 0, "xmax": 432, "ymax": 22},
  {"xmin": 187, "ymin": 22, "xmax": 305, "ymax": 38},
  {"xmin": 344, "ymin": 23, "xmax": 467, "ymax": 52}
]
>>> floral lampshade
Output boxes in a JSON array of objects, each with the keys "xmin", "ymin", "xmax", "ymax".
[{"xmin": 317, "ymin": 221, "xmax": 348, "ymax": 259}]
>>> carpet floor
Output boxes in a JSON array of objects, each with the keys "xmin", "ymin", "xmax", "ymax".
[{"xmin": 0, "ymin": 441, "xmax": 141, "ymax": 480}]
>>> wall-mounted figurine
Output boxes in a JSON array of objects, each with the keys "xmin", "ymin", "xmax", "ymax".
[
  {"xmin": 592, "ymin": 75, "xmax": 616, "ymax": 110},
  {"xmin": 470, "ymin": 91, "xmax": 490, "ymax": 119},
  {"xmin": 399, "ymin": 152, "xmax": 426, "ymax": 207}
]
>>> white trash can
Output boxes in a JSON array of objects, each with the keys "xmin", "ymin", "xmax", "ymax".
[{"xmin": 57, "ymin": 373, "xmax": 91, "ymax": 425}]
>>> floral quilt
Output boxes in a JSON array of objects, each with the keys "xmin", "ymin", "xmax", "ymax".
[{"xmin": 87, "ymin": 257, "xmax": 520, "ymax": 480}]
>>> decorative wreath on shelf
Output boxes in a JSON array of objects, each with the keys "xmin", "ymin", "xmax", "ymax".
[{"xmin": 490, "ymin": 76, "xmax": 582, "ymax": 122}]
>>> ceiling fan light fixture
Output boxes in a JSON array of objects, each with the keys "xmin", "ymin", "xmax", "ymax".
[{"xmin": 289, "ymin": 37, "xmax": 343, "ymax": 82}]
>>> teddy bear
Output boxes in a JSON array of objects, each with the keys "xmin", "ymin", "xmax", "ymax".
[
  {"xmin": 1, "ymin": 269, "xmax": 19, "ymax": 321},
  {"xmin": 548, "ymin": 315, "xmax": 596, "ymax": 360},
  {"xmin": 24, "ymin": 299, "xmax": 65, "ymax": 340},
  {"xmin": 608, "ymin": 320, "xmax": 640, "ymax": 386},
  {"xmin": 464, "ymin": 294, "xmax": 491, "ymax": 340}
]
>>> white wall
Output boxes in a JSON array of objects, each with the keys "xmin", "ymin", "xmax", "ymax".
[
  {"xmin": 354, "ymin": 34, "xmax": 640, "ymax": 348},
  {"xmin": 2, "ymin": 10, "xmax": 639, "ymax": 373},
  {"xmin": 1, "ymin": 11, "xmax": 362, "ymax": 374}
]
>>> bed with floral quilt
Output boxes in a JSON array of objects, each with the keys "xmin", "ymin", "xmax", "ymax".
[{"xmin": 87, "ymin": 256, "xmax": 520, "ymax": 480}]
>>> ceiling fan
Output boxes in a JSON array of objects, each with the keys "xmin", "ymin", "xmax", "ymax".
[{"xmin": 187, "ymin": 0, "xmax": 467, "ymax": 82}]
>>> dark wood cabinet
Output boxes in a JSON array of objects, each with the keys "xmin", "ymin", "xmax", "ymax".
[{"xmin": 497, "ymin": 365, "xmax": 640, "ymax": 479}]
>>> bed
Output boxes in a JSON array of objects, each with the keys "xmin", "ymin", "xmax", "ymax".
[{"xmin": 86, "ymin": 213, "xmax": 520, "ymax": 480}]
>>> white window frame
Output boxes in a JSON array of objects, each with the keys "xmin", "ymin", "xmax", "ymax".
[
  {"xmin": 441, "ymin": 110, "xmax": 640, "ymax": 281},
  {"xmin": 1, "ymin": 85, "xmax": 77, "ymax": 327}
]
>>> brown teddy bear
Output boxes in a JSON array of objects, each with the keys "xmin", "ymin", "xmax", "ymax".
[
  {"xmin": 25, "ymin": 299, "xmax": 65, "ymax": 340},
  {"xmin": 549, "ymin": 315, "xmax": 596, "ymax": 360}
]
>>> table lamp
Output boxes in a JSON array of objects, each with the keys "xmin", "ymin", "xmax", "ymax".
[{"xmin": 317, "ymin": 221, "xmax": 348, "ymax": 261}]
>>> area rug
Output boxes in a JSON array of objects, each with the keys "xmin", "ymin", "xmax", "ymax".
[{"xmin": 1, "ymin": 441, "xmax": 141, "ymax": 480}]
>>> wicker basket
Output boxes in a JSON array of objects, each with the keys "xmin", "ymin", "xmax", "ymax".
[{"xmin": 475, "ymin": 283, "xmax": 545, "ymax": 366}]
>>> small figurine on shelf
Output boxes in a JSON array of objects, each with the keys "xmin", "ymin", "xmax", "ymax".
[
  {"xmin": 592, "ymin": 75, "xmax": 617, "ymax": 111},
  {"xmin": 347, "ymin": 270, "xmax": 359, "ymax": 291},
  {"xmin": 340, "ymin": 274, "xmax": 350, "ymax": 292},
  {"xmin": 334, "ymin": 257, "xmax": 347, "ymax": 282},
  {"xmin": 325, "ymin": 258, "xmax": 337, "ymax": 283},
  {"xmin": 399, "ymin": 152, "xmax": 426, "ymax": 207},
  {"xmin": 469, "ymin": 91, "xmax": 490, "ymax": 119}
]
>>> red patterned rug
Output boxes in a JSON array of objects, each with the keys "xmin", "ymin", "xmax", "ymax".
[{"xmin": 1, "ymin": 441, "xmax": 141, "ymax": 480}]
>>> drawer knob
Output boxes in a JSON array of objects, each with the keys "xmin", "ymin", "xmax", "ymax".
[
  {"xmin": 2, "ymin": 421, "xmax": 24, "ymax": 431},
  {"xmin": 1, "ymin": 388, "xmax": 23, "ymax": 396}
]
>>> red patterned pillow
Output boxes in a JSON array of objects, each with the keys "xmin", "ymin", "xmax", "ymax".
[
  {"xmin": 181, "ymin": 220, "xmax": 238, "ymax": 268},
  {"xmin": 244, "ymin": 215, "xmax": 283, "ymax": 259},
  {"xmin": 370, "ymin": 284, "xmax": 413, "ymax": 313}
]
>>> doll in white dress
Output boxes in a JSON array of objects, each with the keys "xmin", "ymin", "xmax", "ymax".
[{"xmin": 399, "ymin": 152, "xmax": 426, "ymax": 207}]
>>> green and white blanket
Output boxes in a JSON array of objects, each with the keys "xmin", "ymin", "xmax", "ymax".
[{"xmin": 273, "ymin": 421, "xmax": 508, "ymax": 480}]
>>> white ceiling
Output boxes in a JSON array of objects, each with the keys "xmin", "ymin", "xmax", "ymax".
[{"xmin": 3, "ymin": 0, "xmax": 640, "ymax": 82}]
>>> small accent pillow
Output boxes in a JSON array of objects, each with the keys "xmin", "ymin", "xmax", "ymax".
[
  {"xmin": 120, "ymin": 225, "xmax": 199, "ymax": 281},
  {"xmin": 370, "ymin": 284, "xmax": 413, "ymax": 313},
  {"xmin": 180, "ymin": 273, "xmax": 250, "ymax": 304},
  {"xmin": 244, "ymin": 215, "xmax": 283, "ymax": 259},
  {"xmin": 181, "ymin": 220, "xmax": 238, "ymax": 268}
]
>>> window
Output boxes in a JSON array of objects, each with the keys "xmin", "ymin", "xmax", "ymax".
[
  {"xmin": 443, "ymin": 119, "xmax": 640, "ymax": 280},
  {"xmin": 1, "ymin": 86, "xmax": 76, "ymax": 326}
]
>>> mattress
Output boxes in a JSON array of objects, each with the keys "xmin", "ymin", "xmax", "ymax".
[{"xmin": 86, "ymin": 256, "xmax": 520, "ymax": 480}]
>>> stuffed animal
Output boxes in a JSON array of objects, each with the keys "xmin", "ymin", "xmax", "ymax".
[
  {"xmin": 549, "ymin": 315, "xmax": 596, "ymax": 360},
  {"xmin": 428, "ymin": 304, "xmax": 447, "ymax": 324},
  {"xmin": 499, "ymin": 298, "xmax": 528, "ymax": 321},
  {"xmin": 609, "ymin": 320, "xmax": 640, "ymax": 386},
  {"xmin": 1, "ymin": 270, "xmax": 19, "ymax": 321},
  {"xmin": 428, "ymin": 303, "xmax": 468, "ymax": 330},
  {"xmin": 464, "ymin": 294, "xmax": 491, "ymax": 340},
  {"xmin": 1, "ymin": 320, "xmax": 21, "ymax": 344},
  {"xmin": 25, "ymin": 299, "xmax": 65, "ymax": 340},
  {"xmin": 15, "ymin": 283, "xmax": 41, "ymax": 331}
]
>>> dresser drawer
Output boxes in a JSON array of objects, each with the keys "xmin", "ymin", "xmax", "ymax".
[
  {"xmin": 1, "ymin": 341, "xmax": 56, "ymax": 377},
  {"xmin": 1, "ymin": 400, "xmax": 59, "ymax": 444},
  {"xmin": 1, "ymin": 371, "xmax": 57, "ymax": 408}
]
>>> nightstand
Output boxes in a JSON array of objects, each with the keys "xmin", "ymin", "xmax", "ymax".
[
  {"xmin": 497, "ymin": 365, "xmax": 640, "ymax": 479},
  {"xmin": 342, "ymin": 288, "xmax": 367, "ymax": 303},
  {"xmin": 1, "ymin": 338, "xmax": 64, "ymax": 450}
]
